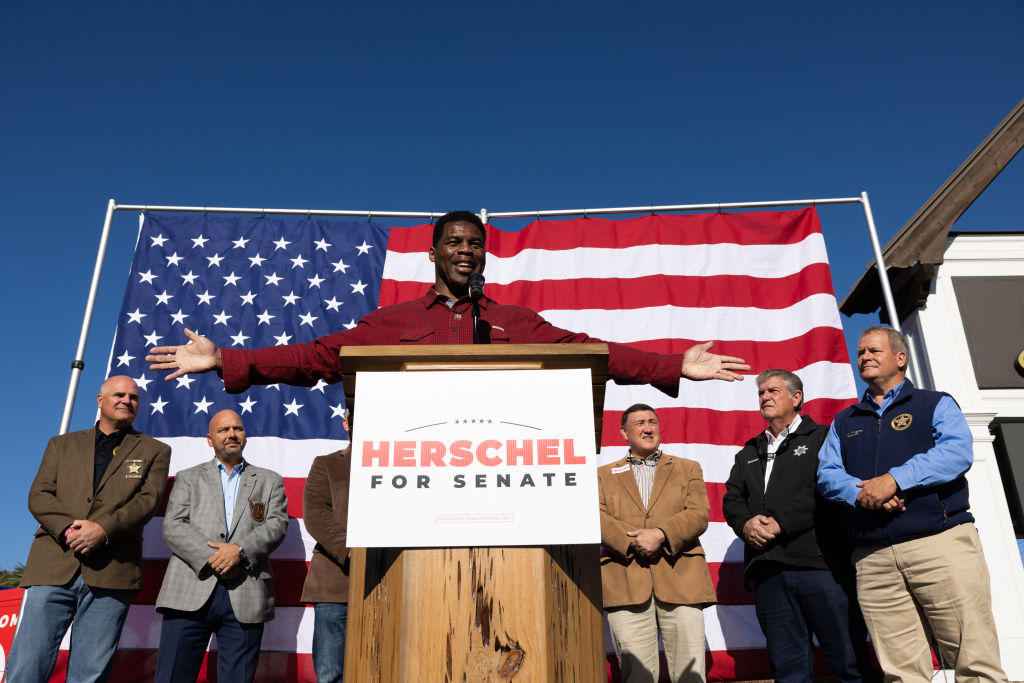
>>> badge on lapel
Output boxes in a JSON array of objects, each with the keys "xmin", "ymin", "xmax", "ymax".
[
  {"xmin": 125, "ymin": 459, "xmax": 144, "ymax": 479},
  {"xmin": 249, "ymin": 500, "xmax": 266, "ymax": 522},
  {"xmin": 793, "ymin": 445, "xmax": 808, "ymax": 457}
]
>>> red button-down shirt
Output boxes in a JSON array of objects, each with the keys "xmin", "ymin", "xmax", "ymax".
[{"xmin": 221, "ymin": 290, "xmax": 683, "ymax": 396}]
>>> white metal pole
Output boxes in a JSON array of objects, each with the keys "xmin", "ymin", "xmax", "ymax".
[
  {"xmin": 59, "ymin": 198, "xmax": 117, "ymax": 434},
  {"xmin": 860, "ymin": 191, "xmax": 902, "ymax": 332}
]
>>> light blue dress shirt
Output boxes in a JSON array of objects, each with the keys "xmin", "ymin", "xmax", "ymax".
[
  {"xmin": 217, "ymin": 459, "xmax": 246, "ymax": 534},
  {"xmin": 817, "ymin": 380, "xmax": 974, "ymax": 507}
]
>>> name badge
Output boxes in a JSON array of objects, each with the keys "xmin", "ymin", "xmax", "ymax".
[
  {"xmin": 125, "ymin": 459, "xmax": 144, "ymax": 479},
  {"xmin": 611, "ymin": 464, "xmax": 630, "ymax": 475}
]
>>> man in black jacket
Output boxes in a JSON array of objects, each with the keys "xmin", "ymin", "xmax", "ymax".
[{"xmin": 723, "ymin": 369, "xmax": 878, "ymax": 683}]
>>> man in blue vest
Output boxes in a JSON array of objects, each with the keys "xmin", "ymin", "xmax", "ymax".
[{"xmin": 817, "ymin": 326, "xmax": 1006, "ymax": 681}]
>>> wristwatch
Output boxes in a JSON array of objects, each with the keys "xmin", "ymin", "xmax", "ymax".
[{"xmin": 237, "ymin": 547, "xmax": 250, "ymax": 569}]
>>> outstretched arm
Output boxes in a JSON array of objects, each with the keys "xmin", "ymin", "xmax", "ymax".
[
  {"xmin": 681, "ymin": 341, "xmax": 749, "ymax": 381},
  {"xmin": 147, "ymin": 328, "xmax": 222, "ymax": 380}
]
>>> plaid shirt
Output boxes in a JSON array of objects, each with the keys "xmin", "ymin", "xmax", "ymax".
[{"xmin": 222, "ymin": 289, "xmax": 683, "ymax": 395}]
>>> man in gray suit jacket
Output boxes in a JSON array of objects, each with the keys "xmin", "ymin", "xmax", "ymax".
[{"xmin": 154, "ymin": 409, "xmax": 287, "ymax": 683}]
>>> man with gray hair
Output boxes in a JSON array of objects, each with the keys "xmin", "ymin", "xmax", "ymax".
[
  {"xmin": 818, "ymin": 326, "xmax": 1006, "ymax": 681},
  {"xmin": 723, "ymin": 369, "xmax": 878, "ymax": 682}
]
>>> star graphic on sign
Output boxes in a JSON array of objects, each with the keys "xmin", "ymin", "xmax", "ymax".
[
  {"xmin": 193, "ymin": 397, "xmax": 214, "ymax": 414},
  {"xmin": 355, "ymin": 241, "xmax": 373, "ymax": 255},
  {"xmin": 191, "ymin": 235, "xmax": 209, "ymax": 249},
  {"xmin": 351, "ymin": 281, "xmax": 367, "ymax": 295},
  {"xmin": 233, "ymin": 236, "xmax": 250, "ymax": 249},
  {"xmin": 127, "ymin": 309, "xmax": 146, "ymax": 324},
  {"xmin": 150, "ymin": 234, "xmax": 168, "ymax": 247},
  {"xmin": 207, "ymin": 253, "xmax": 225, "ymax": 268},
  {"xmin": 176, "ymin": 375, "xmax": 196, "ymax": 389},
  {"xmin": 324, "ymin": 297, "xmax": 342, "ymax": 312},
  {"xmin": 138, "ymin": 270, "xmax": 157, "ymax": 284},
  {"xmin": 155, "ymin": 290, "xmax": 172, "ymax": 305},
  {"xmin": 264, "ymin": 272, "xmax": 282, "ymax": 286},
  {"xmin": 274, "ymin": 332, "xmax": 292, "ymax": 345},
  {"xmin": 223, "ymin": 272, "xmax": 241, "ymax": 287},
  {"xmin": 239, "ymin": 291, "xmax": 257, "ymax": 306},
  {"xmin": 343, "ymin": 319, "xmax": 357, "ymax": 330},
  {"xmin": 150, "ymin": 396, "xmax": 168, "ymax": 414},
  {"xmin": 283, "ymin": 399, "xmax": 304, "ymax": 416},
  {"xmin": 180, "ymin": 271, "xmax": 199, "ymax": 285},
  {"xmin": 256, "ymin": 310, "xmax": 275, "ymax": 326},
  {"xmin": 213, "ymin": 310, "xmax": 231, "ymax": 326},
  {"xmin": 165, "ymin": 252, "xmax": 183, "ymax": 267},
  {"xmin": 170, "ymin": 309, "xmax": 188, "ymax": 325},
  {"xmin": 282, "ymin": 291, "xmax": 299, "ymax": 306},
  {"xmin": 273, "ymin": 237, "xmax": 291, "ymax": 251},
  {"xmin": 290, "ymin": 254, "xmax": 308, "ymax": 269},
  {"xmin": 196, "ymin": 290, "xmax": 214, "ymax": 305},
  {"xmin": 307, "ymin": 274, "xmax": 325, "ymax": 288},
  {"xmin": 231, "ymin": 331, "xmax": 250, "ymax": 346},
  {"xmin": 311, "ymin": 379, "xmax": 328, "ymax": 393},
  {"xmin": 331, "ymin": 258, "xmax": 349, "ymax": 273},
  {"xmin": 299, "ymin": 312, "xmax": 318, "ymax": 327},
  {"xmin": 794, "ymin": 445, "xmax": 808, "ymax": 457},
  {"xmin": 239, "ymin": 397, "xmax": 257, "ymax": 414},
  {"xmin": 249, "ymin": 253, "xmax": 266, "ymax": 268},
  {"xmin": 135, "ymin": 374, "xmax": 152, "ymax": 391},
  {"xmin": 116, "ymin": 350, "xmax": 135, "ymax": 367},
  {"xmin": 314, "ymin": 238, "xmax": 331, "ymax": 252},
  {"xmin": 330, "ymin": 403, "xmax": 345, "ymax": 419},
  {"xmin": 143, "ymin": 331, "xmax": 161, "ymax": 347}
]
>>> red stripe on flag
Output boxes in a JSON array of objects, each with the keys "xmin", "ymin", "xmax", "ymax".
[
  {"xmin": 601, "ymin": 398, "xmax": 857, "ymax": 448},
  {"xmin": 384, "ymin": 208, "xmax": 822, "ymax": 256}
]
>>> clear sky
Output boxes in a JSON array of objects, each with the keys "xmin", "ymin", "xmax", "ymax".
[{"xmin": 1, "ymin": 1, "xmax": 1021, "ymax": 568}]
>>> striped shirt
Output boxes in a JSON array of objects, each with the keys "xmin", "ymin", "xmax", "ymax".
[{"xmin": 627, "ymin": 450, "xmax": 661, "ymax": 509}]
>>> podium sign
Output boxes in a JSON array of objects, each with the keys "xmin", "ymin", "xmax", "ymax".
[{"xmin": 347, "ymin": 368, "xmax": 600, "ymax": 547}]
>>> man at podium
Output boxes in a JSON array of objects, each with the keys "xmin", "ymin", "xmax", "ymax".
[{"xmin": 147, "ymin": 211, "xmax": 749, "ymax": 391}]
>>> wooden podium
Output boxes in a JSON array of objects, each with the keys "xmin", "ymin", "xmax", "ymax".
[{"xmin": 339, "ymin": 345, "xmax": 608, "ymax": 682}]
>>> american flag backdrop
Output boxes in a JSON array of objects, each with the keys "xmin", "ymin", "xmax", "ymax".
[{"xmin": 75, "ymin": 207, "xmax": 855, "ymax": 681}]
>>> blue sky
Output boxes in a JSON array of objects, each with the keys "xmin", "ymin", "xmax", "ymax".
[{"xmin": 1, "ymin": 2, "xmax": 1022, "ymax": 568}]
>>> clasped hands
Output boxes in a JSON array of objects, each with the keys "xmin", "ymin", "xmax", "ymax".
[
  {"xmin": 626, "ymin": 528, "xmax": 666, "ymax": 559},
  {"xmin": 65, "ymin": 520, "xmax": 107, "ymax": 556},
  {"xmin": 207, "ymin": 541, "xmax": 242, "ymax": 579},
  {"xmin": 741, "ymin": 515, "xmax": 781, "ymax": 549},
  {"xmin": 856, "ymin": 473, "xmax": 906, "ymax": 513}
]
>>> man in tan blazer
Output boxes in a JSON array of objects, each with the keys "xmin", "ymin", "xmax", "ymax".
[
  {"xmin": 7, "ymin": 375, "xmax": 171, "ymax": 683},
  {"xmin": 300, "ymin": 411, "xmax": 351, "ymax": 683},
  {"xmin": 599, "ymin": 403, "xmax": 716, "ymax": 683}
]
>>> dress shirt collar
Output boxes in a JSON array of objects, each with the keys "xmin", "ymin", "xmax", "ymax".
[
  {"xmin": 862, "ymin": 378, "xmax": 908, "ymax": 413},
  {"xmin": 217, "ymin": 458, "xmax": 246, "ymax": 477},
  {"xmin": 424, "ymin": 287, "xmax": 491, "ymax": 311},
  {"xmin": 95, "ymin": 422, "xmax": 132, "ymax": 444},
  {"xmin": 763, "ymin": 413, "xmax": 802, "ymax": 455},
  {"xmin": 626, "ymin": 450, "xmax": 661, "ymax": 467}
]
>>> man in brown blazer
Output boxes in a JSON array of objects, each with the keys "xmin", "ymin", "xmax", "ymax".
[
  {"xmin": 8, "ymin": 375, "xmax": 171, "ymax": 683},
  {"xmin": 599, "ymin": 403, "xmax": 716, "ymax": 683},
  {"xmin": 300, "ymin": 412, "xmax": 352, "ymax": 683}
]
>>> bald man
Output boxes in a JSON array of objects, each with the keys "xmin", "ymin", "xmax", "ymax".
[
  {"xmin": 8, "ymin": 375, "xmax": 171, "ymax": 683},
  {"xmin": 154, "ymin": 410, "xmax": 287, "ymax": 683}
]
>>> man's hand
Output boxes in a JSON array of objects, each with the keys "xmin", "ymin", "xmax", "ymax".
[
  {"xmin": 65, "ymin": 520, "xmax": 107, "ymax": 556},
  {"xmin": 626, "ymin": 528, "xmax": 666, "ymax": 558},
  {"xmin": 147, "ymin": 328, "xmax": 222, "ymax": 381},
  {"xmin": 206, "ymin": 541, "xmax": 241, "ymax": 577},
  {"xmin": 741, "ymin": 515, "xmax": 780, "ymax": 549},
  {"xmin": 856, "ymin": 474, "xmax": 900, "ymax": 510},
  {"xmin": 881, "ymin": 496, "xmax": 907, "ymax": 514},
  {"xmin": 681, "ymin": 341, "xmax": 750, "ymax": 382}
]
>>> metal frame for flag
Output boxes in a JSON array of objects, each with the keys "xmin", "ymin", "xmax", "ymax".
[{"xmin": 60, "ymin": 193, "xmax": 897, "ymax": 434}]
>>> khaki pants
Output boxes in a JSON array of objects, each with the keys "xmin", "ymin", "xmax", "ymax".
[
  {"xmin": 606, "ymin": 597, "xmax": 706, "ymax": 683},
  {"xmin": 852, "ymin": 523, "xmax": 1006, "ymax": 682}
]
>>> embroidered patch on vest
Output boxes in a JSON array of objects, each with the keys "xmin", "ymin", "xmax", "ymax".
[
  {"xmin": 125, "ymin": 459, "xmax": 144, "ymax": 479},
  {"xmin": 249, "ymin": 500, "xmax": 266, "ymax": 522},
  {"xmin": 845, "ymin": 428, "xmax": 863, "ymax": 439},
  {"xmin": 891, "ymin": 413, "xmax": 913, "ymax": 431}
]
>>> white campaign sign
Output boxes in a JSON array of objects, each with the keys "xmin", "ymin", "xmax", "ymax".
[{"xmin": 347, "ymin": 368, "xmax": 600, "ymax": 547}]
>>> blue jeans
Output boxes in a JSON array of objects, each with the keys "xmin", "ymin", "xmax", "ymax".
[
  {"xmin": 754, "ymin": 566, "xmax": 879, "ymax": 683},
  {"xmin": 154, "ymin": 582, "xmax": 264, "ymax": 683},
  {"xmin": 312, "ymin": 602, "xmax": 348, "ymax": 683},
  {"xmin": 6, "ymin": 572, "xmax": 132, "ymax": 683}
]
